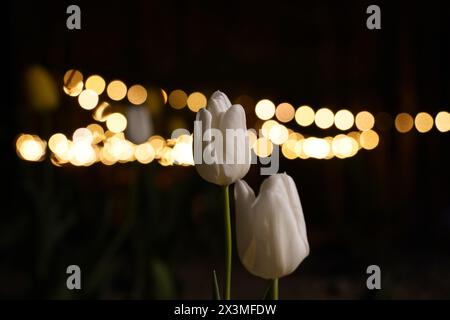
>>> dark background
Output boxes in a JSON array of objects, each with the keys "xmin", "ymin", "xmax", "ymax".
[{"xmin": 2, "ymin": 0, "xmax": 450, "ymax": 299}]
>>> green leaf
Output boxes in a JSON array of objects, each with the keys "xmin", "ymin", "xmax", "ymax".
[{"xmin": 212, "ymin": 270, "xmax": 221, "ymax": 300}]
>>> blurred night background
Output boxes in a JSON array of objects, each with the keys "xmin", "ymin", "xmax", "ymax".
[{"xmin": 2, "ymin": 0, "xmax": 450, "ymax": 299}]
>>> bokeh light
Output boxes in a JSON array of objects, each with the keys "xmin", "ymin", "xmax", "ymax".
[
  {"xmin": 332, "ymin": 134, "xmax": 357, "ymax": 159},
  {"xmin": 359, "ymin": 130, "xmax": 379, "ymax": 150},
  {"xmin": 135, "ymin": 143, "xmax": 155, "ymax": 164},
  {"xmin": 355, "ymin": 111, "xmax": 375, "ymax": 131},
  {"xmin": 149, "ymin": 135, "xmax": 166, "ymax": 154},
  {"xmin": 315, "ymin": 108, "xmax": 334, "ymax": 129},
  {"xmin": 63, "ymin": 69, "xmax": 83, "ymax": 97},
  {"xmin": 295, "ymin": 105, "xmax": 315, "ymax": 127},
  {"xmin": 187, "ymin": 92, "xmax": 207, "ymax": 112},
  {"xmin": 87, "ymin": 124, "xmax": 105, "ymax": 144},
  {"xmin": 85, "ymin": 75, "xmax": 106, "ymax": 95},
  {"xmin": 127, "ymin": 85, "xmax": 148, "ymax": 105},
  {"xmin": 268, "ymin": 123, "xmax": 289, "ymax": 145},
  {"xmin": 435, "ymin": 111, "xmax": 450, "ymax": 132},
  {"xmin": 78, "ymin": 89, "xmax": 99, "ymax": 110},
  {"xmin": 49, "ymin": 133, "xmax": 68, "ymax": 155},
  {"xmin": 107, "ymin": 80, "xmax": 127, "ymax": 101},
  {"xmin": 106, "ymin": 113, "xmax": 127, "ymax": 133},
  {"xmin": 275, "ymin": 102, "xmax": 295, "ymax": 123},
  {"xmin": 334, "ymin": 109, "xmax": 354, "ymax": 130},
  {"xmin": 281, "ymin": 140, "xmax": 298, "ymax": 160},
  {"xmin": 261, "ymin": 120, "xmax": 279, "ymax": 138},
  {"xmin": 16, "ymin": 134, "xmax": 46, "ymax": 161},
  {"xmin": 168, "ymin": 89, "xmax": 188, "ymax": 109},
  {"xmin": 395, "ymin": 113, "xmax": 414, "ymax": 133},
  {"xmin": 255, "ymin": 99, "xmax": 276, "ymax": 120},
  {"xmin": 93, "ymin": 102, "xmax": 112, "ymax": 122},
  {"xmin": 253, "ymin": 137, "xmax": 273, "ymax": 157},
  {"xmin": 73, "ymin": 128, "xmax": 93, "ymax": 145},
  {"xmin": 414, "ymin": 112, "xmax": 434, "ymax": 133},
  {"xmin": 303, "ymin": 137, "xmax": 330, "ymax": 159},
  {"xmin": 172, "ymin": 135, "xmax": 194, "ymax": 166}
]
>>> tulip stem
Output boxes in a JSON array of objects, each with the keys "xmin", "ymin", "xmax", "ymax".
[
  {"xmin": 271, "ymin": 278, "xmax": 279, "ymax": 300},
  {"xmin": 223, "ymin": 185, "xmax": 232, "ymax": 300}
]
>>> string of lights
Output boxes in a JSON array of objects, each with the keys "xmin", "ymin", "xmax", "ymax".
[{"xmin": 15, "ymin": 69, "xmax": 450, "ymax": 165}]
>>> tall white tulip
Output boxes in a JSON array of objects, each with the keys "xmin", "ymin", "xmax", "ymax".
[
  {"xmin": 194, "ymin": 91, "xmax": 250, "ymax": 186},
  {"xmin": 234, "ymin": 173, "xmax": 309, "ymax": 280}
]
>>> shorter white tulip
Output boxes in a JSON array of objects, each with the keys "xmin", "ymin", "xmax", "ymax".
[{"xmin": 234, "ymin": 173, "xmax": 309, "ymax": 279}]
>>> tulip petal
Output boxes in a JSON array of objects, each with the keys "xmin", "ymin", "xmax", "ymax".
[
  {"xmin": 208, "ymin": 91, "xmax": 232, "ymax": 125},
  {"xmin": 279, "ymin": 173, "xmax": 309, "ymax": 256},
  {"xmin": 234, "ymin": 180, "xmax": 257, "ymax": 270},
  {"xmin": 218, "ymin": 104, "xmax": 251, "ymax": 184}
]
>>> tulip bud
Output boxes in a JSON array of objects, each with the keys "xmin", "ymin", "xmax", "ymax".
[
  {"xmin": 194, "ymin": 91, "xmax": 250, "ymax": 186},
  {"xmin": 25, "ymin": 65, "xmax": 59, "ymax": 112},
  {"xmin": 126, "ymin": 106, "xmax": 153, "ymax": 144},
  {"xmin": 234, "ymin": 173, "xmax": 309, "ymax": 279}
]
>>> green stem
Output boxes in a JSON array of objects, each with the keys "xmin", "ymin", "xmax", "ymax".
[
  {"xmin": 271, "ymin": 278, "xmax": 279, "ymax": 300},
  {"xmin": 223, "ymin": 185, "xmax": 232, "ymax": 300}
]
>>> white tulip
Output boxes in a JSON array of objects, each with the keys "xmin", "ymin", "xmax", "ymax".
[
  {"xmin": 234, "ymin": 173, "xmax": 309, "ymax": 279},
  {"xmin": 194, "ymin": 91, "xmax": 250, "ymax": 186}
]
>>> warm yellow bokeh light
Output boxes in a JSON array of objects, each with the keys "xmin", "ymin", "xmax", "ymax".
[
  {"xmin": 275, "ymin": 102, "xmax": 295, "ymax": 123},
  {"xmin": 70, "ymin": 142, "xmax": 97, "ymax": 166},
  {"xmin": 187, "ymin": 92, "xmax": 207, "ymax": 112},
  {"xmin": 268, "ymin": 123, "xmax": 289, "ymax": 145},
  {"xmin": 255, "ymin": 99, "xmax": 276, "ymax": 120},
  {"xmin": 149, "ymin": 135, "xmax": 166, "ymax": 154},
  {"xmin": 63, "ymin": 69, "xmax": 83, "ymax": 97},
  {"xmin": 159, "ymin": 147, "xmax": 175, "ymax": 166},
  {"xmin": 347, "ymin": 131, "xmax": 362, "ymax": 149},
  {"xmin": 87, "ymin": 124, "xmax": 105, "ymax": 144},
  {"xmin": 395, "ymin": 113, "xmax": 414, "ymax": 133},
  {"xmin": 168, "ymin": 89, "xmax": 188, "ymax": 109},
  {"xmin": 73, "ymin": 128, "xmax": 93, "ymax": 145},
  {"xmin": 295, "ymin": 105, "xmax": 315, "ymax": 127},
  {"xmin": 295, "ymin": 140, "xmax": 309, "ymax": 159},
  {"xmin": 135, "ymin": 143, "xmax": 155, "ymax": 164},
  {"xmin": 332, "ymin": 134, "xmax": 356, "ymax": 159},
  {"xmin": 253, "ymin": 137, "xmax": 273, "ymax": 157},
  {"xmin": 315, "ymin": 108, "xmax": 334, "ymax": 129},
  {"xmin": 17, "ymin": 135, "xmax": 46, "ymax": 161},
  {"xmin": 49, "ymin": 133, "xmax": 68, "ymax": 155},
  {"xmin": 288, "ymin": 132, "xmax": 304, "ymax": 141},
  {"xmin": 93, "ymin": 102, "xmax": 112, "ymax": 122},
  {"xmin": 334, "ymin": 109, "xmax": 354, "ymax": 130},
  {"xmin": 78, "ymin": 89, "xmax": 99, "ymax": 110},
  {"xmin": 261, "ymin": 120, "xmax": 278, "ymax": 138},
  {"xmin": 435, "ymin": 111, "xmax": 450, "ymax": 132},
  {"xmin": 106, "ymin": 113, "xmax": 127, "ymax": 133},
  {"xmin": 414, "ymin": 112, "xmax": 434, "ymax": 133},
  {"xmin": 281, "ymin": 140, "xmax": 298, "ymax": 159},
  {"xmin": 107, "ymin": 80, "xmax": 127, "ymax": 101},
  {"xmin": 85, "ymin": 75, "xmax": 106, "ymax": 95},
  {"xmin": 161, "ymin": 89, "xmax": 168, "ymax": 104},
  {"xmin": 355, "ymin": 111, "xmax": 375, "ymax": 131},
  {"xmin": 127, "ymin": 85, "xmax": 148, "ymax": 105},
  {"xmin": 172, "ymin": 136, "xmax": 194, "ymax": 166},
  {"xmin": 359, "ymin": 130, "xmax": 379, "ymax": 150},
  {"xmin": 303, "ymin": 137, "xmax": 330, "ymax": 159}
]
